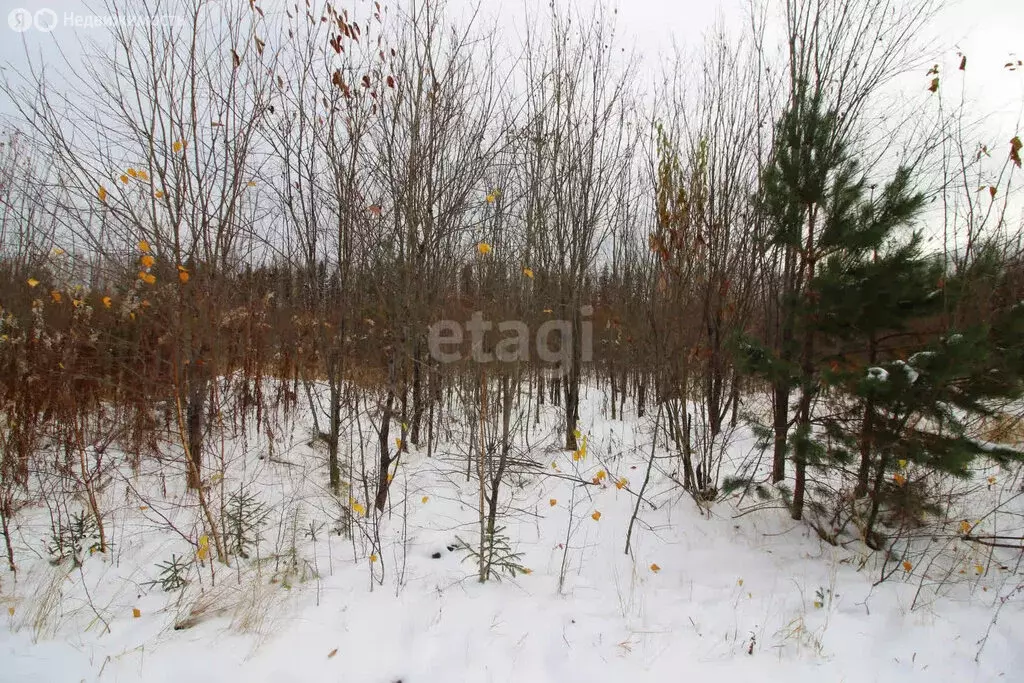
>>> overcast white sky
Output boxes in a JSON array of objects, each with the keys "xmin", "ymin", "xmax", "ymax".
[
  {"xmin": 0, "ymin": 0, "xmax": 1021, "ymax": 185},
  {"xmin": 1, "ymin": 0, "xmax": 1020, "ymax": 122},
  {"xmin": 0, "ymin": 0, "xmax": 1019, "ymax": 255}
]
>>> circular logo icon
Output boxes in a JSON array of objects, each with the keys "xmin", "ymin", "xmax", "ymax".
[
  {"xmin": 8, "ymin": 8, "xmax": 33, "ymax": 32},
  {"xmin": 34, "ymin": 8, "xmax": 58, "ymax": 33}
]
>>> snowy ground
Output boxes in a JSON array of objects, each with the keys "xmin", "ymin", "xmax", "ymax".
[{"xmin": 1, "ymin": 383, "xmax": 1022, "ymax": 682}]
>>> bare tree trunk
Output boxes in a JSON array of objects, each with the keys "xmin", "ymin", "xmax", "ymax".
[
  {"xmin": 610, "ymin": 360, "xmax": 617, "ymax": 420},
  {"xmin": 637, "ymin": 374, "xmax": 647, "ymax": 418},
  {"xmin": 772, "ymin": 383, "xmax": 790, "ymax": 484},
  {"xmin": 411, "ymin": 345, "xmax": 424, "ymax": 445},
  {"xmin": 374, "ymin": 358, "xmax": 397, "ymax": 512},
  {"xmin": 0, "ymin": 490, "xmax": 17, "ymax": 574},
  {"xmin": 863, "ymin": 453, "xmax": 890, "ymax": 548},
  {"xmin": 185, "ymin": 369, "xmax": 208, "ymax": 491},
  {"xmin": 327, "ymin": 351, "xmax": 342, "ymax": 495},
  {"xmin": 855, "ymin": 334, "xmax": 879, "ymax": 498}
]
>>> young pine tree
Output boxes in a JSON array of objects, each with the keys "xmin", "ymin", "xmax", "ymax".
[
  {"xmin": 838, "ymin": 281, "xmax": 1024, "ymax": 546},
  {"xmin": 742, "ymin": 85, "xmax": 940, "ymax": 520}
]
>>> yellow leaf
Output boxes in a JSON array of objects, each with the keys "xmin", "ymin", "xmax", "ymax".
[
  {"xmin": 421, "ymin": 496, "xmax": 429, "ymax": 504},
  {"xmin": 178, "ymin": 267, "xmax": 190, "ymax": 284},
  {"xmin": 139, "ymin": 505, "xmax": 148, "ymax": 511},
  {"xmin": 649, "ymin": 563, "xmax": 661, "ymax": 573},
  {"xmin": 132, "ymin": 607, "xmax": 141, "ymax": 618},
  {"xmin": 327, "ymin": 648, "xmax": 338, "ymax": 659},
  {"xmin": 52, "ymin": 248, "xmax": 64, "ymax": 256},
  {"xmin": 477, "ymin": 242, "xmax": 492, "ymax": 255},
  {"xmin": 551, "ymin": 462, "xmax": 558, "ymax": 469},
  {"xmin": 139, "ymin": 271, "xmax": 156, "ymax": 284},
  {"xmin": 154, "ymin": 190, "xmax": 164, "ymax": 199},
  {"xmin": 197, "ymin": 535, "xmax": 209, "ymax": 561},
  {"xmin": 595, "ymin": 470, "xmax": 606, "ymax": 481},
  {"xmin": 173, "ymin": 140, "xmax": 184, "ymax": 153},
  {"xmin": 591, "ymin": 511, "xmax": 601, "ymax": 521},
  {"xmin": 893, "ymin": 473, "xmax": 906, "ymax": 487},
  {"xmin": 521, "ymin": 567, "xmax": 532, "ymax": 574},
  {"xmin": 139, "ymin": 240, "xmax": 151, "ymax": 253},
  {"xmin": 387, "ymin": 473, "xmax": 394, "ymax": 483},
  {"xmin": 902, "ymin": 560, "xmax": 912, "ymax": 572},
  {"xmin": 395, "ymin": 438, "xmax": 403, "ymax": 450},
  {"xmin": 737, "ymin": 578, "xmax": 743, "ymax": 586},
  {"xmin": 140, "ymin": 254, "xmax": 155, "ymax": 268},
  {"xmin": 7, "ymin": 607, "xmax": 13, "ymax": 617},
  {"xmin": 987, "ymin": 475, "xmax": 996, "ymax": 485},
  {"xmin": 960, "ymin": 520, "xmax": 971, "ymax": 534},
  {"xmin": 50, "ymin": 290, "xmax": 62, "ymax": 303},
  {"xmin": 522, "ymin": 267, "xmax": 534, "ymax": 278},
  {"xmin": 127, "ymin": 168, "xmax": 138, "ymax": 178},
  {"xmin": 138, "ymin": 170, "xmax": 149, "ymax": 181},
  {"xmin": 897, "ymin": 459, "xmax": 907, "ymax": 469},
  {"xmin": 352, "ymin": 502, "xmax": 366, "ymax": 516},
  {"xmin": 572, "ymin": 435, "xmax": 588, "ymax": 461},
  {"xmin": 615, "ymin": 477, "xmax": 627, "ymax": 490},
  {"xmin": 369, "ymin": 554, "xmax": 378, "ymax": 563},
  {"xmin": 813, "ymin": 601, "xmax": 823, "ymax": 609},
  {"xmin": 98, "ymin": 186, "xmax": 108, "ymax": 202},
  {"xmin": 485, "ymin": 194, "xmax": 496, "ymax": 203},
  {"xmin": 26, "ymin": 278, "xmax": 39, "ymax": 288},
  {"xmin": 549, "ymin": 498, "xmax": 557, "ymax": 506},
  {"xmin": 975, "ymin": 564, "xmax": 985, "ymax": 574},
  {"xmin": 543, "ymin": 308, "xmax": 553, "ymax": 313},
  {"xmin": 247, "ymin": 180, "xmax": 257, "ymax": 187},
  {"xmin": 120, "ymin": 174, "xmax": 130, "ymax": 184}
]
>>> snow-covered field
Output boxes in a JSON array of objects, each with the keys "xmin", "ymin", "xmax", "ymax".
[{"xmin": 1, "ymin": 384, "xmax": 1021, "ymax": 682}]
